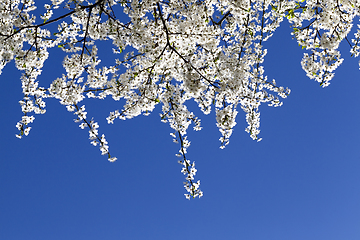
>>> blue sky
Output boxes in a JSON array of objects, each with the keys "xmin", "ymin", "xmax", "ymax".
[{"xmin": 1, "ymin": 14, "xmax": 360, "ymax": 240}]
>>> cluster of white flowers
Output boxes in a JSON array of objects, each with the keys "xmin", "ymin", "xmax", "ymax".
[
  {"xmin": 289, "ymin": 0, "xmax": 357, "ymax": 87},
  {"xmin": 72, "ymin": 104, "xmax": 116, "ymax": 161},
  {"xmin": 172, "ymin": 131, "xmax": 203, "ymax": 199},
  {"xmin": 1, "ymin": 0, "xmax": 359, "ymax": 198}
]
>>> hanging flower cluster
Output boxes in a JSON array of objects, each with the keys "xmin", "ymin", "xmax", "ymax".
[{"xmin": 1, "ymin": 0, "xmax": 358, "ymax": 198}]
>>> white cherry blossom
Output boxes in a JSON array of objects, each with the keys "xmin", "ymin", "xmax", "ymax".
[{"xmin": 1, "ymin": 0, "xmax": 358, "ymax": 198}]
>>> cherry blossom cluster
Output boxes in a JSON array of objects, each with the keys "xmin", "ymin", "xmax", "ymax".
[
  {"xmin": 169, "ymin": 131, "xmax": 202, "ymax": 199},
  {"xmin": 1, "ymin": 0, "xmax": 359, "ymax": 198},
  {"xmin": 73, "ymin": 104, "xmax": 117, "ymax": 162},
  {"xmin": 288, "ymin": 0, "xmax": 358, "ymax": 87}
]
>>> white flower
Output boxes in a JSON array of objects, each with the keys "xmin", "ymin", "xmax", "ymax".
[{"xmin": 108, "ymin": 157, "xmax": 117, "ymax": 162}]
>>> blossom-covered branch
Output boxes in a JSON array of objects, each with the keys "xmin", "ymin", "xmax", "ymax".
[{"xmin": 1, "ymin": 0, "xmax": 358, "ymax": 198}]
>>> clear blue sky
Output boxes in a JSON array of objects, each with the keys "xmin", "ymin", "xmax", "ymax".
[{"xmin": 1, "ymin": 17, "xmax": 360, "ymax": 240}]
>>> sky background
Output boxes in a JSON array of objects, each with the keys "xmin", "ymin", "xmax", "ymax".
[{"xmin": 1, "ymin": 8, "xmax": 360, "ymax": 240}]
